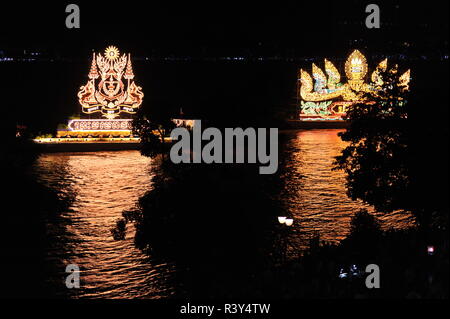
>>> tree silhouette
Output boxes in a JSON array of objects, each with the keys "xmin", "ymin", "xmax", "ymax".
[
  {"xmin": 132, "ymin": 109, "xmax": 176, "ymax": 159},
  {"xmin": 334, "ymin": 65, "xmax": 411, "ymax": 214}
]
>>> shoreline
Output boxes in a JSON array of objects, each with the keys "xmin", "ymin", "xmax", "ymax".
[
  {"xmin": 34, "ymin": 141, "xmax": 141, "ymax": 153},
  {"xmin": 33, "ymin": 121, "xmax": 349, "ymax": 153}
]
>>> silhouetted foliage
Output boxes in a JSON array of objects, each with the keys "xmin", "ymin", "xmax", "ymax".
[
  {"xmin": 334, "ymin": 66, "xmax": 411, "ymax": 214},
  {"xmin": 344, "ymin": 209, "xmax": 382, "ymax": 259},
  {"xmin": 1, "ymin": 125, "xmax": 64, "ymax": 298},
  {"xmin": 132, "ymin": 110, "xmax": 176, "ymax": 159},
  {"xmin": 114, "ymin": 161, "xmax": 283, "ymax": 298},
  {"xmin": 349, "ymin": 209, "xmax": 382, "ymax": 240},
  {"xmin": 111, "ymin": 219, "xmax": 127, "ymax": 241}
]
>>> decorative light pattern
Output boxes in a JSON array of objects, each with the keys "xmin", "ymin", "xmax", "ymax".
[
  {"xmin": 299, "ymin": 50, "xmax": 411, "ymax": 121},
  {"xmin": 104, "ymin": 46, "xmax": 120, "ymax": 60},
  {"xmin": 78, "ymin": 46, "xmax": 144, "ymax": 119},
  {"xmin": 371, "ymin": 58, "xmax": 388, "ymax": 84},
  {"xmin": 399, "ymin": 69, "xmax": 411, "ymax": 90},
  {"xmin": 345, "ymin": 49, "xmax": 368, "ymax": 91},
  {"xmin": 68, "ymin": 119, "xmax": 133, "ymax": 131},
  {"xmin": 325, "ymin": 59, "xmax": 341, "ymax": 89},
  {"xmin": 312, "ymin": 63, "xmax": 328, "ymax": 93}
]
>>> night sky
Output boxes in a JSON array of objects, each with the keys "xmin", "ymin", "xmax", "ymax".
[
  {"xmin": 1, "ymin": 1, "xmax": 448, "ymax": 57},
  {"xmin": 0, "ymin": 1, "xmax": 449, "ymax": 304},
  {"xmin": 0, "ymin": 1, "xmax": 448, "ymax": 134}
]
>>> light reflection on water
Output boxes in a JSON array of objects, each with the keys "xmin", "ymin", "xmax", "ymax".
[
  {"xmin": 279, "ymin": 129, "xmax": 413, "ymax": 251},
  {"xmin": 34, "ymin": 151, "xmax": 175, "ymax": 299},
  {"xmin": 33, "ymin": 130, "xmax": 413, "ymax": 298}
]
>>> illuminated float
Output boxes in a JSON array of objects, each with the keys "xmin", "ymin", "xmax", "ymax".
[
  {"xmin": 56, "ymin": 46, "xmax": 144, "ymax": 139},
  {"xmin": 298, "ymin": 50, "xmax": 410, "ymax": 121}
]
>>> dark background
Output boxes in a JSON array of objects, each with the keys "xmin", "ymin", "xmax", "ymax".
[
  {"xmin": 0, "ymin": 1, "xmax": 448, "ymax": 300},
  {"xmin": 1, "ymin": 1, "xmax": 448, "ymax": 57},
  {"xmin": 0, "ymin": 1, "xmax": 448, "ymax": 132}
]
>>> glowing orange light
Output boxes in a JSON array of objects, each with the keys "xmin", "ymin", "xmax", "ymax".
[
  {"xmin": 78, "ymin": 46, "xmax": 144, "ymax": 119},
  {"xmin": 299, "ymin": 50, "xmax": 411, "ymax": 121}
]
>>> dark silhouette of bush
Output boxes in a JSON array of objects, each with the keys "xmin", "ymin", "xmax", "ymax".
[
  {"xmin": 334, "ymin": 66, "xmax": 411, "ymax": 215},
  {"xmin": 118, "ymin": 161, "xmax": 284, "ymax": 298},
  {"xmin": 341, "ymin": 209, "xmax": 383, "ymax": 262},
  {"xmin": 348, "ymin": 209, "xmax": 382, "ymax": 242},
  {"xmin": 1, "ymin": 132, "xmax": 64, "ymax": 298}
]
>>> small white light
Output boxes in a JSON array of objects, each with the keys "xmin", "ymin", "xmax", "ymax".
[
  {"xmin": 427, "ymin": 246, "xmax": 435, "ymax": 255},
  {"xmin": 285, "ymin": 219, "xmax": 294, "ymax": 226},
  {"xmin": 278, "ymin": 216, "xmax": 287, "ymax": 224}
]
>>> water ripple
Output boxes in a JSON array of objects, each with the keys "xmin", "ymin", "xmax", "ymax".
[
  {"xmin": 34, "ymin": 151, "xmax": 175, "ymax": 299},
  {"xmin": 33, "ymin": 131, "xmax": 413, "ymax": 298},
  {"xmin": 278, "ymin": 129, "xmax": 413, "ymax": 251}
]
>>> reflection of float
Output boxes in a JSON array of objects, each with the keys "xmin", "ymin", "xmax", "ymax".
[{"xmin": 298, "ymin": 50, "xmax": 410, "ymax": 121}]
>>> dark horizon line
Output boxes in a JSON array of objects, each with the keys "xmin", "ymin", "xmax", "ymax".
[{"xmin": 1, "ymin": 53, "xmax": 448, "ymax": 64}]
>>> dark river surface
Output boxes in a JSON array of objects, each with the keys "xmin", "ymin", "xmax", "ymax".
[{"xmin": 32, "ymin": 129, "xmax": 413, "ymax": 299}]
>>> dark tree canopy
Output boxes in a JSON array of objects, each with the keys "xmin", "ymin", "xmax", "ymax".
[
  {"xmin": 132, "ymin": 109, "xmax": 176, "ymax": 159},
  {"xmin": 334, "ymin": 66, "xmax": 411, "ymax": 214}
]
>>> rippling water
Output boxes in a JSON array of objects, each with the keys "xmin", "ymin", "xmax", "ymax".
[
  {"xmin": 279, "ymin": 129, "xmax": 413, "ymax": 250},
  {"xmin": 33, "ymin": 151, "xmax": 175, "ymax": 298},
  {"xmin": 33, "ymin": 130, "xmax": 412, "ymax": 298}
]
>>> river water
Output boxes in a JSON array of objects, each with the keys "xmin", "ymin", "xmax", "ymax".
[
  {"xmin": 32, "ymin": 129, "xmax": 413, "ymax": 298},
  {"xmin": 33, "ymin": 150, "xmax": 175, "ymax": 298}
]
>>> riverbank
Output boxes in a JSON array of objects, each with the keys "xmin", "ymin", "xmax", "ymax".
[
  {"xmin": 267, "ymin": 214, "xmax": 449, "ymax": 298},
  {"xmin": 1, "ymin": 138, "xmax": 64, "ymax": 298},
  {"xmin": 285, "ymin": 120, "xmax": 349, "ymax": 129},
  {"xmin": 33, "ymin": 140, "xmax": 141, "ymax": 152},
  {"xmin": 32, "ymin": 124, "xmax": 349, "ymax": 153},
  {"xmin": 117, "ymin": 152, "xmax": 434, "ymax": 298}
]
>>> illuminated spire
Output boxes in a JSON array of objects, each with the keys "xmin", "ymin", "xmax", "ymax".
[
  {"xmin": 124, "ymin": 54, "xmax": 135, "ymax": 80},
  {"xmin": 88, "ymin": 53, "xmax": 99, "ymax": 80}
]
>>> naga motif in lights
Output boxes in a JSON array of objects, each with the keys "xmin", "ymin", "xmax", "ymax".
[
  {"xmin": 299, "ymin": 50, "xmax": 411, "ymax": 120},
  {"xmin": 78, "ymin": 46, "xmax": 144, "ymax": 119}
]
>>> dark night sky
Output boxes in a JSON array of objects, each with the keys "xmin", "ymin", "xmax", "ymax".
[
  {"xmin": 1, "ymin": 1, "xmax": 448, "ymax": 57},
  {"xmin": 0, "ymin": 1, "xmax": 448, "ymax": 133}
]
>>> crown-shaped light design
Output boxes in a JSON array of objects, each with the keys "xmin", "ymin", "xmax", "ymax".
[
  {"xmin": 299, "ymin": 50, "xmax": 410, "ymax": 120},
  {"xmin": 78, "ymin": 46, "xmax": 144, "ymax": 119}
]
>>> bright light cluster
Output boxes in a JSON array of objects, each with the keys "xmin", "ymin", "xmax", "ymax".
[
  {"xmin": 299, "ymin": 50, "xmax": 411, "ymax": 121},
  {"xmin": 78, "ymin": 46, "xmax": 144, "ymax": 119},
  {"xmin": 68, "ymin": 119, "xmax": 133, "ymax": 131}
]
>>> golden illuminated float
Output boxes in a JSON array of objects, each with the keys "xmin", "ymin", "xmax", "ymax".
[
  {"xmin": 298, "ymin": 50, "xmax": 410, "ymax": 121},
  {"xmin": 56, "ymin": 46, "xmax": 144, "ymax": 139}
]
